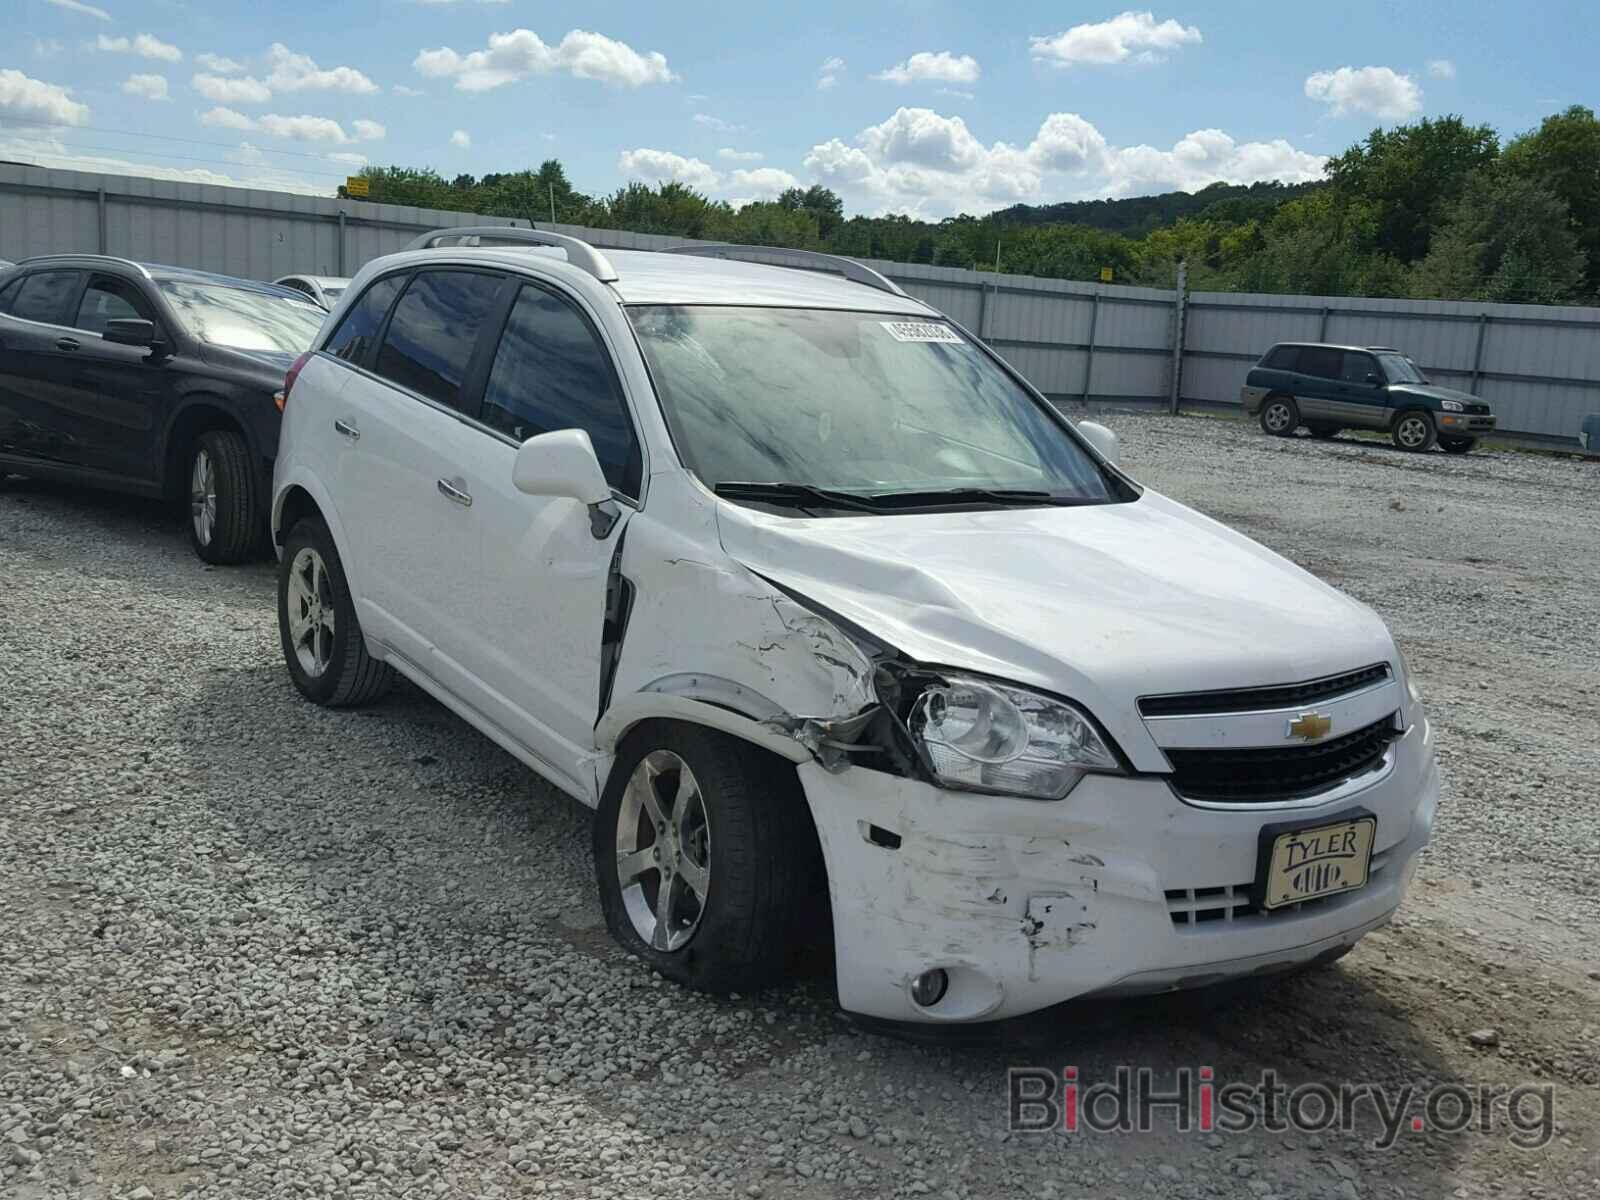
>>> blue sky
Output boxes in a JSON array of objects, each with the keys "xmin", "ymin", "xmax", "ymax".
[{"xmin": 6, "ymin": 1, "xmax": 1593, "ymax": 217}]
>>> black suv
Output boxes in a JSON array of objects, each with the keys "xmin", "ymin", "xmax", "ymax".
[{"xmin": 0, "ymin": 256, "xmax": 326, "ymax": 561}]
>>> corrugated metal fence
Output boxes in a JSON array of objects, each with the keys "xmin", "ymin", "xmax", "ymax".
[{"xmin": 2, "ymin": 164, "xmax": 1596, "ymax": 445}]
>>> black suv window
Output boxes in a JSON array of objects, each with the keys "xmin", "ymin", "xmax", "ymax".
[
  {"xmin": 1339, "ymin": 351, "xmax": 1378, "ymax": 383},
  {"xmin": 1262, "ymin": 345, "xmax": 1298, "ymax": 370},
  {"xmin": 324, "ymin": 273, "xmax": 404, "ymax": 366},
  {"xmin": 0, "ymin": 274, "xmax": 24, "ymax": 314},
  {"xmin": 10, "ymin": 271, "xmax": 82, "ymax": 325},
  {"xmin": 374, "ymin": 270, "xmax": 505, "ymax": 411},
  {"xmin": 481, "ymin": 286, "xmax": 640, "ymax": 496},
  {"xmin": 1297, "ymin": 347, "xmax": 1342, "ymax": 379},
  {"xmin": 74, "ymin": 275, "xmax": 152, "ymax": 336}
]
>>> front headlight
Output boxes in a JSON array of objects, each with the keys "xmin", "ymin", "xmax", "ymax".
[
  {"xmin": 1395, "ymin": 646, "xmax": 1423, "ymax": 710},
  {"xmin": 1440, "ymin": 399, "xmax": 1464, "ymax": 412},
  {"xmin": 908, "ymin": 674, "xmax": 1121, "ymax": 799}
]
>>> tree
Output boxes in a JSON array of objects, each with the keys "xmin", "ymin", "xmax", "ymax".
[
  {"xmin": 1411, "ymin": 167, "xmax": 1585, "ymax": 303},
  {"xmin": 1502, "ymin": 105, "xmax": 1600, "ymax": 293},
  {"xmin": 1325, "ymin": 116, "xmax": 1500, "ymax": 263},
  {"xmin": 777, "ymin": 185, "xmax": 844, "ymax": 238}
]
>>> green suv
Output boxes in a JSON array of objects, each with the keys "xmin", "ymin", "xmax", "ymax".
[{"xmin": 1240, "ymin": 342, "xmax": 1496, "ymax": 453}]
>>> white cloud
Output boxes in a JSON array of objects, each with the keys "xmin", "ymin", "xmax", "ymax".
[
  {"xmin": 266, "ymin": 44, "xmax": 379, "ymax": 94},
  {"xmin": 938, "ymin": 88, "xmax": 975, "ymax": 101},
  {"xmin": 353, "ymin": 119, "xmax": 386, "ymax": 141},
  {"xmin": 817, "ymin": 55, "xmax": 844, "ymax": 91},
  {"xmin": 717, "ymin": 147, "xmax": 762, "ymax": 162},
  {"xmin": 729, "ymin": 167, "xmax": 799, "ymax": 199},
  {"xmin": 617, "ymin": 148, "xmax": 719, "ymax": 191},
  {"xmin": 34, "ymin": 38, "xmax": 66, "ymax": 59},
  {"xmin": 0, "ymin": 69, "xmax": 90, "ymax": 126},
  {"xmin": 450, "ymin": 129, "xmax": 471, "ymax": 149},
  {"xmin": 693, "ymin": 113, "xmax": 744, "ymax": 134},
  {"xmin": 95, "ymin": 33, "xmax": 182, "ymax": 62},
  {"xmin": 192, "ymin": 73, "xmax": 272, "ymax": 104},
  {"xmin": 195, "ymin": 53, "xmax": 244, "ymax": 74},
  {"xmin": 872, "ymin": 51, "xmax": 980, "ymax": 86},
  {"xmin": 1304, "ymin": 66, "xmax": 1422, "ymax": 120},
  {"xmin": 198, "ymin": 106, "xmax": 256, "ymax": 130},
  {"xmin": 0, "ymin": 130, "xmax": 329, "ymax": 194},
  {"xmin": 258, "ymin": 113, "xmax": 354, "ymax": 143},
  {"xmin": 803, "ymin": 105, "xmax": 1325, "ymax": 218},
  {"xmin": 122, "ymin": 73, "xmax": 170, "ymax": 101},
  {"xmin": 327, "ymin": 151, "xmax": 368, "ymax": 166},
  {"xmin": 392, "ymin": 84, "xmax": 424, "ymax": 96},
  {"xmin": 1427, "ymin": 59, "xmax": 1456, "ymax": 80},
  {"xmin": 46, "ymin": 0, "xmax": 111, "ymax": 21},
  {"xmin": 416, "ymin": 28, "xmax": 677, "ymax": 91},
  {"xmin": 1030, "ymin": 11, "xmax": 1202, "ymax": 68}
]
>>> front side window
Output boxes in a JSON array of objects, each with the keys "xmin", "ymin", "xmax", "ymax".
[
  {"xmin": 323, "ymin": 273, "xmax": 404, "ymax": 366},
  {"xmin": 1339, "ymin": 352, "xmax": 1378, "ymax": 383},
  {"xmin": 481, "ymin": 286, "xmax": 640, "ymax": 496},
  {"xmin": 75, "ymin": 276, "xmax": 151, "ymax": 336},
  {"xmin": 627, "ymin": 306, "xmax": 1118, "ymax": 507},
  {"xmin": 374, "ymin": 270, "xmax": 505, "ymax": 412},
  {"xmin": 10, "ymin": 271, "xmax": 82, "ymax": 325},
  {"xmin": 159, "ymin": 280, "xmax": 326, "ymax": 353}
]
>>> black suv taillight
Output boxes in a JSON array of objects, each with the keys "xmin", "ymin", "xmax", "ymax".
[{"xmin": 276, "ymin": 351, "xmax": 314, "ymax": 412}]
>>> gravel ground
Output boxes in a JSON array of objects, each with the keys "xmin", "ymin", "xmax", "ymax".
[{"xmin": 1, "ymin": 413, "xmax": 1597, "ymax": 1200}]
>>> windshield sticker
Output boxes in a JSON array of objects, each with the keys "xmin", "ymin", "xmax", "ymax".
[{"xmin": 881, "ymin": 320, "xmax": 964, "ymax": 344}]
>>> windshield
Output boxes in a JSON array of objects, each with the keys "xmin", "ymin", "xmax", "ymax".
[
  {"xmin": 159, "ymin": 281, "xmax": 326, "ymax": 353},
  {"xmin": 1378, "ymin": 353, "xmax": 1425, "ymax": 384},
  {"xmin": 627, "ymin": 306, "xmax": 1117, "ymax": 507}
]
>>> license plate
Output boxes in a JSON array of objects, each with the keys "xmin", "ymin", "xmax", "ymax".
[{"xmin": 1255, "ymin": 812, "xmax": 1376, "ymax": 910}]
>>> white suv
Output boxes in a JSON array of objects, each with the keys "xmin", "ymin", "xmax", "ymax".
[{"xmin": 271, "ymin": 228, "xmax": 1437, "ymax": 1023}]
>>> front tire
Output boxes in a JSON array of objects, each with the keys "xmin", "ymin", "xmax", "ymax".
[
  {"xmin": 1439, "ymin": 436, "xmax": 1478, "ymax": 454},
  {"xmin": 1392, "ymin": 411, "xmax": 1437, "ymax": 453},
  {"xmin": 595, "ymin": 722, "xmax": 814, "ymax": 993},
  {"xmin": 1259, "ymin": 395, "xmax": 1299, "ymax": 437},
  {"xmin": 277, "ymin": 517, "xmax": 394, "ymax": 707},
  {"xmin": 187, "ymin": 430, "xmax": 261, "ymax": 564}
]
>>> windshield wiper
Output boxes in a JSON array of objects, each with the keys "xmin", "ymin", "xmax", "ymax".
[
  {"xmin": 713, "ymin": 481, "xmax": 886, "ymax": 512},
  {"xmin": 859, "ymin": 487, "xmax": 1100, "ymax": 508}
]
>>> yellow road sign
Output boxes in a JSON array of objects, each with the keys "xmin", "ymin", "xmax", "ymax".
[{"xmin": 345, "ymin": 177, "xmax": 370, "ymax": 198}]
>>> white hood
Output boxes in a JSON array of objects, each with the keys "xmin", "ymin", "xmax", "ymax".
[{"xmin": 713, "ymin": 490, "xmax": 1397, "ymax": 772}]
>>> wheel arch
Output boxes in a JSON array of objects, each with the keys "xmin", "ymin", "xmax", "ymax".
[
  {"xmin": 162, "ymin": 395, "xmax": 254, "ymax": 502},
  {"xmin": 270, "ymin": 470, "xmax": 363, "ymax": 595},
  {"xmin": 1387, "ymin": 402, "xmax": 1435, "ymax": 428}
]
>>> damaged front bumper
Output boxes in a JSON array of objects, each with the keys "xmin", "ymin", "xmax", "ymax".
[{"xmin": 798, "ymin": 718, "xmax": 1437, "ymax": 1023}]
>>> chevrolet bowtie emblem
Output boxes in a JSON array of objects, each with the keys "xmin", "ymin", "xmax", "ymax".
[{"xmin": 1287, "ymin": 711, "xmax": 1333, "ymax": 741}]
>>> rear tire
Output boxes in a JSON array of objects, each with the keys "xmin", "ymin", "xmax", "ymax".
[
  {"xmin": 1439, "ymin": 436, "xmax": 1477, "ymax": 454},
  {"xmin": 277, "ymin": 517, "xmax": 394, "ymax": 707},
  {"xmin": 1259, "ymin": 396, "xmax": 1299, "ymax": 437},
  {"xmin": 595, "ymin": 722, "xmax": 815, "ymax": 994},
  {"xmin": 187, "ymin": 429, "xmax": 260, "ymax": 564},
  {"xmin": 1392, "ymin": 410, "xmax": 1437, "ymax": 453}
]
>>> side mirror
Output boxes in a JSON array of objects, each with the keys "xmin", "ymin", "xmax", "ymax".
[
  {"xmin": 104, "ymin": 318, "xmax": 157, "ymax": 348},
  {"xmin": 1077, "ymin": 419, "xmax": 1120, "ymax": 467},
  {"xmin": 511, "ymin": 429, "xmax": 620, "ymax": 538}
]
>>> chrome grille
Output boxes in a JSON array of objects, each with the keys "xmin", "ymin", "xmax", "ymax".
[
  {"xmin": 1163, "ymin": 714, "xmax": 1399, "ymax": 804},
  {"xmin": 1138, "ymin": 664, "xmax": 1390, "ymax": 718}
]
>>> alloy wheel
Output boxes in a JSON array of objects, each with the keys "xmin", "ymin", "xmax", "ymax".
[
  {"xmin": 285, "ymin": 547, "xmax": 337, "ymax": 677},
  {"xmin": 189, "ymin": 449, "xmax": 217, "ymax": 546},
  {"xmin": 1264, "ymin": 402, "xmax": 1292, "ymax": 433},
  {"xmin": 616, "ymin": 750, "xmax": 712, "ymax": 951},
  {"xmin": 1397, "ymin": 416, "xmax": 1429, "ymax": 448}
]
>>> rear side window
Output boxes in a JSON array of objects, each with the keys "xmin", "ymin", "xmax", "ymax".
[
  {"xmin": 481, "ymin": 285, "xmax": 641, "ymax": 496},
  {"xmin": 1297, "ymin": 347, "xmax": 1342, "ymax": 379},
  {"xmin": 1262, "ymin": 345, "xmax": 1298, "ymax": 370},
  {"xmin": 324, "ymin": 273, "xmax": 404, "ymax": 366},
  {"xmin": 374, "ymin": 270, "xmax": 505, "ymax": 411},
  {"xmin": 0, "ymin": 275, "xmax": 23, "ymax": 314},
  {"xmin": 10, "ymin": 271, "xmax": 81, "ymax": 325}
]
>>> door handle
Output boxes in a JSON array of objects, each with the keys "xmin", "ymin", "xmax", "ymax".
[
  {"xmin": 56, "ymin": 337, "xmax": 80, "ymax": 352},
  {"xmin": 436, "ymin": 478, "xmax": 472, "ymax": 507},
  {"xmin": 333, "ymin": 418, "xmax": 360, "ymax": 441}
]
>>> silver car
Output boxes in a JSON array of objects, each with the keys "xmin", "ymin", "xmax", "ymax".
[{"xmin": 273, "ymin": 274, "xmax": 350, "ymax": 310}]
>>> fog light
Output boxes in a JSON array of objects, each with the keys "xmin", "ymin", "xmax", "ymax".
[{"xmin": 909, "ymin": 968, "xmax": 949, "ymax": 1007}]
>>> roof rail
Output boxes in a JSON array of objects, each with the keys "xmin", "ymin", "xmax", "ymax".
[
  {"xmin": 660, "ymin": 243, "xmax": 909, "ymax": 298},
  {"xmin": 403, "ymin": 225, "xmax": 618, "ymax": 284},
  {"xmin": 16, "ymin": 253, "xmax": 152, "ymax": 279}
]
